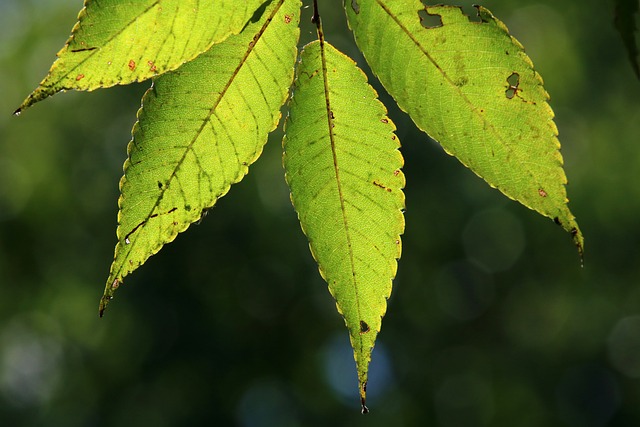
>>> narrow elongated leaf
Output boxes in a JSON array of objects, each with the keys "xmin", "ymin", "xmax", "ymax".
[
  {"xmin": 346, "ymin": 1, "xmax": 583, "ymax": 254},
  {"xmin": 100, "ymin": 0, "xmax": 300, "ymax": 314},
  {"xmin": 283, "ymin": 40, "xmax": 405, "ymax": 409},
  {"xmin": 16, "ymin": 0, "xmax": 266, "ymax": 112}
]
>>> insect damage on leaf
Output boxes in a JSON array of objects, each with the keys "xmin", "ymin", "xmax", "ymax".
[{"xmin": 346, "ymin": 1, "xmax": 583, "ymax": 259}]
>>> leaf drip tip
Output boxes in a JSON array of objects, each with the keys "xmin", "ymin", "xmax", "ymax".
[
  {"xmin": 12, "ymin": 108, "xmax": 22, "ymax": 117},
  {"xmin": 98, "ymin": 295, "xmax": 111, "ymax": 318},
  {"xmin": 98, "ymin": 278, "xmax": 121, "ymax": 317},
  {"xmin": 360, "ymin": 398, "xmax": 369, "ymax": 414}
]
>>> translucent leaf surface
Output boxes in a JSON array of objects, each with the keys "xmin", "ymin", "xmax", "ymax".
[
  {"xmin": 100, "ymin": 0, "xmax": 300, "ymax": 314},
  {"xmin": 283, "ymin": 40, "xmax": 405, "ymax": 409},
  {"xmin": 16, "ymin": 0, "xmax": 266, "ymax": 112},
  {"xmin": 346, "ymin": 1, "xmax": 583, "ymax": 254}
]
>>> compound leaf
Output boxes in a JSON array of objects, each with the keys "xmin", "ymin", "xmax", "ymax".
[
  {"xmin": 100, "ymin": 0, "xmax": 300, "ymax": 314},
  {"xmin": 283, "ymin": 40, "xmax": 405, "ymax": 410},
  {"xmin": 16, "ymin": 0, "xmax": 267, "ymax": 113},
  {"xmin": 346, "ymin": 1, "xmax": 583, "ymax": 255}
]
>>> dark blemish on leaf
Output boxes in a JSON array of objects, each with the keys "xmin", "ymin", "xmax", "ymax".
[
  {"xmin": 380, "ymin": 118, "xmax": 388, "ymax": 124},
  {"xmin": 391, "ymin": 135, "xmax": 396, "ymax": 140},
  {"xmin": 157, "ymin": 181, "xmax": 163, "ymax": 189},
  {"xmin": 111, "ymin": 278, "xmax": 121, "ymax": 291},
  {"xmin": 538, "ymin": 188, "xmax": 548, "ymax": 197},
  {"xmin": 148, "ymin": 61, "xmax": 157, "ymax": 72},
  {"xmin": 360, "ymin": 320, "xmax": 370, "ymax": 334},
  {"xmin": 330, "ymin": 110, "xmax": 335, "ymax": 119},
  {"xmin": 128, "ymin": 60, "xmax": 136, "ymax": 71},
  {"xmin": 167, "ymin": 207, "xmax": 177, "ymax": 214},
  {"xmin": 373, "ymin": 181, "xmax": 391, "ymax": 192},
  {"xmin": 505, "ymin": 72, "xmax": 520, "ymax": 99},
  {"xmin": 76, "ymin": 74, "xmax": 85, "ymax": 81},
  {"xmin": 455, "ymin": 76, "xmax": 468, "ymax": 87},
  {"xmin": 554, "ymin": 217, "xmax": 562, "ymax": 226},
  {"xmin": 394, "ymin": 169, "xmax": 400, "ymax": 176},
  {"xmin": 418, "ymin": 9, "xmax": 443, "ymax": 28},
  {"xmin": 284, "ymin": 14, "xmax": 292, "ymax": 24},
  {"xmin": 505, "ymin": 50, "xmax": 510, "ymax": 56},
  {"xmin": 571, "ymin": 227, "xmax": 578, "ymax": 237},
  {"xmin": 70, "ymin": 47, "xmax": 97, "ymax": 53},
  {"xmin": 185, "ymin": 205, "xmax": 191, "ymax": 211},
  {"xmin": 351, "ymin": 0, "xmax": 360, "ymax": 14}
]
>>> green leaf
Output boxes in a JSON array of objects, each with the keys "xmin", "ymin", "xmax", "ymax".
[
  {"xmin": 346, "ymin": 1, "xmax": 583, "ymax": 255},
  {"xmin": 283, "ymin": 40, "xmax": 405, "ymax": 409},
  {"xmin": 99, "ymin": 0, "xmax": 300, "ymax": 315},
  {"xmin": 614, "ymin": 0, "xmax": 640, "ymax": 79},
  {"xmin": 16, "ymin": 0, "xmax": 267, "ymax": 113}
]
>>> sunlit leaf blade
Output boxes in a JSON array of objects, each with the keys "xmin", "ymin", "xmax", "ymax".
[
  {"xmin": 346, "ymin": 1, "xmax": 583, "ymax": 255},
  {"xmin": 100, "ymin": 0, "xmax": 300, "ymax": 314},
  {"xmin": 283, "ymin": 40, "xmax": 405, "ymax": 408},
  {"xmin": 16, "ymin": 0, "xmax": 267, "ymax": 113},
  {"xmin": 614, "ymin": 0, "xmax": 640, "ymax": 78}
]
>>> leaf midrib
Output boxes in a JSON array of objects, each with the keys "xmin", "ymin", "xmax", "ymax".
[
  {"xmin": 111, "ymin": 0, "xmax": 285, "ymax": 281},
  {"xmin": 317, "ymin": 39, "xmax": 365, "ymax": 347},
  {"xmin": 374, "ymin": 0, "xmax": 547, "ymax": 199}
]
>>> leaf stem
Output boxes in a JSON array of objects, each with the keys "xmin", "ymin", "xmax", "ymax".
[{"xmin": 312, "ymin": 0, "xmax": 325, "ymax": 45}]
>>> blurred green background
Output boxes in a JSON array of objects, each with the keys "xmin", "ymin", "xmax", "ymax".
[{"xmin": 1, "ymin": 0, "xmax": 640, "ymax": 425}]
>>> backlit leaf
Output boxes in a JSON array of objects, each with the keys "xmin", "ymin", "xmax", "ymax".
[
  {"xmin": 16, "ymin": 0, "xmax": 266, "ymax": 113},
  {"xmin": 346, "ymin": 1, "xmax": 583, "ymax": 255},
  {"xmin": 100, "ymin": 0, "xmax": 300, "ymax": 314},
  {"xmin": 283, "ymin": 40, "xmax": 405, "ymax": 409}
]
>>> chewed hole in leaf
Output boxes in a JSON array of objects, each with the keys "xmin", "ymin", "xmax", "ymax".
[
  {"xmin": 505, "ymin": 72, "xmax": 520, "ymax": 99},
  {"xmin": 418, "ymin": 10, "xmax": 442, "ymax": 29}
]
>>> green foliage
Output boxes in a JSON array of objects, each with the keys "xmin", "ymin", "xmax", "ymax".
[
  {"xmin": 100, "ymin": 0, "xmax": 301, "ymax": 314},
  {"xmin": 346, "ymin": 2, "xmax": 582, "ymax": 252},
  {"xmin": 284, "ymin": 39, "xmax": 405, "ymax": 409},
  {"xmin": 15, "ymin": 0, "xmax": 582, "ymax": 409}
]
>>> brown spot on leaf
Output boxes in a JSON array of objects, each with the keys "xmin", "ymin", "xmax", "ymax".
[
  {"xmin": 538, "ymin": 188, "xmax": 548, "ymax": 197},
  {"xmin": 76, "ymin": 74, "xmax": 85, "ymax": 81},
  {"xmin": 284, "ymin": 14, "xmax": 292, "ymax": 24},
  {"xmin": 148, "ymin": 61, "xmax": 157, "ymax": 72},
  {"xmin": 128, "ymin": 60, "xmax": 136, "ymax": 71},
  {"xmin": 380, "ymin": 118, "xmax": 389, "ymax": 124}
]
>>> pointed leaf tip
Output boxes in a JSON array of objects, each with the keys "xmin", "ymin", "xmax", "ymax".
[
  {"xmin": 18, "ymin": 0, "xmax": 267, "ymax": 110},
  {"xmin": 346, "ymin": 1, "xmax": 581, "ymax": 250},
  {"xmin": 284, "ymin": 39, "xmax": 404, "ymax": 406},
  {"xmin": 104, "ymin": 0, "xmax": 300, "ymax": 302}
]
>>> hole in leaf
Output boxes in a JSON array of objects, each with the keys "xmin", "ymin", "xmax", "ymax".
[
  {"xmin": 505, "ymin": 72, "xmax": 520, "ymax": 99},
  {"xmin": 418, "ymin": 9, "xmax": 443, "ymax": 28},
  {"xmin": 360, "ymin": 321, "xmax": 370, "ymax": 334}
]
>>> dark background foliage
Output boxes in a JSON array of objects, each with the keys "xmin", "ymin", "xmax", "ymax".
[{"xmin": 1, "ymin": 0, "xmax": 639, "ymax": 425}]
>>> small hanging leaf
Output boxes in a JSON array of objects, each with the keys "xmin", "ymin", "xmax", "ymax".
[
  {"xmin": 346, "ymin": 1, "xmax": 583, "ymax": 255},
  {"xmin": 283, "ymin": 40, "xmax": 405, "ymax": 409},
  {"xmin": 16, "ymin": 0, "xmax": 267, "ymax": 113},
  {"xmin": 100, "ymin": 0, "xmax": 300, "ymax": 315}
]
